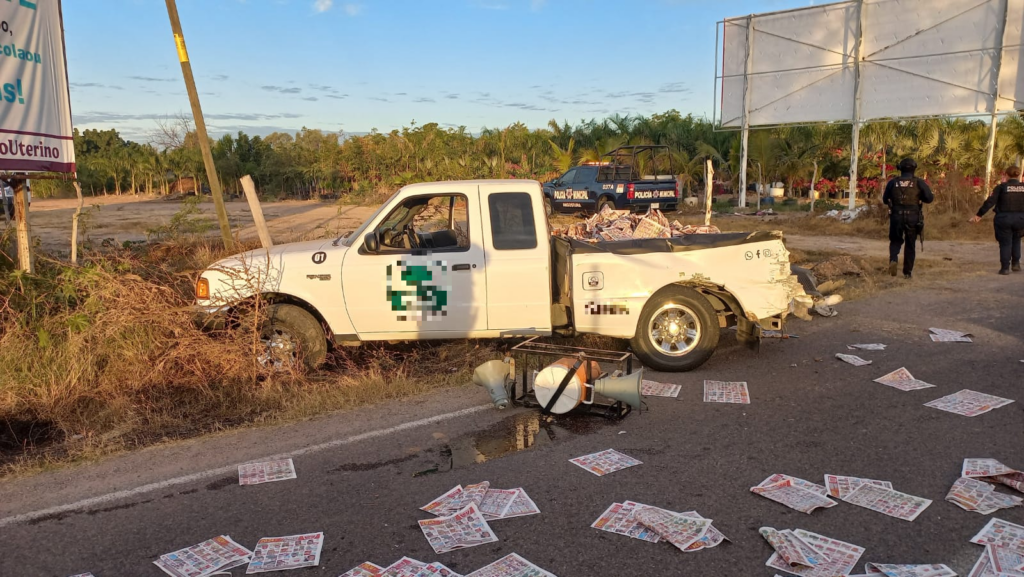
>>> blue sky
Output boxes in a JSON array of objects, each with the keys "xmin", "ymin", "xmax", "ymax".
[{"xmin": 65, "ymin": 0, "xmax": 809, "ymax": 142}]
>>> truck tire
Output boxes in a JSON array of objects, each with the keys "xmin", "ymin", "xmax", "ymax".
[
  {"xmin": 597, "ymin": 197, "xmax": 614, "ymax": 213},
  {"xmin": 630, "ymin": 286, "xmax": 719, "ymax": 372},
  {"xmin": 258, "ymin": 304, "xmax": 327, "ymax": 371}
]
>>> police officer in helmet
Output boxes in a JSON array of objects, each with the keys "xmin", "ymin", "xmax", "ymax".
[
  {"xmin": 969, "ymin": 166, "xmax": 1024, "ymax": 275},
  {"xmin": 882, "ymin": 158, "xmax": 934, "ymax": 279}
]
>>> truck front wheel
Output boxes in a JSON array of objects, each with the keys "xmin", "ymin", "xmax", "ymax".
[
  {"xmin": 257, "ymin": 304, "xmax": 328, "ymax": 371},
  {"xmin": 630, "ymin": 286, "xmax": 719, "ymax": 372}
]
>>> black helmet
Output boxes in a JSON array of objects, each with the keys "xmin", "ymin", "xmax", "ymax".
[{"xmin": 898, "ymin": 158, "xmax": 918, "ymax": 172}]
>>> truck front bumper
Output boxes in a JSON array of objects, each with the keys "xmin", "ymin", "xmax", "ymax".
[{"xmin": 192, "ymin": 304, "xmax": 231, "ymax": 330}]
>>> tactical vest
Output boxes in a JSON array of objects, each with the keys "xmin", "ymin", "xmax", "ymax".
[
  {"xmin": 892, "ymin": 178, "xmax": 921, "ymax": 208},
  {"xmin": 999, "ymin": 182, "xmax": 1024, "ymax": 213}
]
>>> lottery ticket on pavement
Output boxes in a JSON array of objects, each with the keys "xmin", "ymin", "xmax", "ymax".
[
  {"xmin": 569, "ymin": 449, "xmax": 642, "ymax": 476},
  {"xmin": 501, "ymin": 488, "xmax": 540, "ymax": 518},
  {"xmin": 641, "ymin": 380, "xmax": 681, "ymax": 398},
  {"xmin": 824, "ymin": 475, "xmax": 893, "ymax": 500},
  {"xmin": 873, "ymin": 368, "xmax": 936, "ymax": 392},
  {"xmin": 339, "ymin": 562, "xmax": 384, "ymax": 576},
  {"xmin": 245, "ymin": 533, "xmax": 322, "ymax": 574},
  {"xmin": 703, "ymin": 380, "xmax": 750, "ymax": 404},
  {"xmin": 633, "ymin": 507, "xmax": 712, "ymax": 552},
  {"xmin": 924, "ymin": 390, "xmax": 1015, "ymax": 417},
  {"xmin": 466, "ymin": 553, "xmax": 556, "ymax": 577},
  {"xmin": 760, "ymin": 527, "xmax": 828, "ymax": 567},
  {"xmin": 413, "ymin": 563, "xmax": 463, "ymax": 577},
  {"xmin": 765, "ymin": 529, "xmax": 865, "ymax": 577},
  {"xmin": 418, "ymin": 503, "xmax": 498, "ymax": 554},
  {"xmin": 963, "ymin": 459, "xmax": 1021, "ymax": 478},
  {"xmin": 971, "ymin": 518, "xmax": 1024, "ymax": 550},
  {"xmin": 759, "ymin": 474, "xmax": 830, "ymax": 496},
  {"xmin": 479, "ymin": 488, "xmax": 519, "ymax": 520},
  {"xmin": 380, "ymin": 558, "xmax": 428, "ymax": 577},
  {"xmin": 154, "ymin": 535, "xmax": 253, "ymax": 577},
  {"xmin": 836, "ymin": 354, "xmax": 873, "ymax": 366},
  {"xmin": 987, "ymin": 545, "xmax": 1024, "ymax": 575},
  {"xmin": 238, "ymin": 459, "xmax": 296, "ymax": 486},
  {"xmin": 863, "ymin": 564, "xmax": 957, "ymax": 576},
  {"xmin": 751, "ymin": 479, "xmax": 838, "ymax": 514},
  {"xmin": 848, "ymin": 344, "xmax": 887, "ymax": 351},
  {"xmin": 590, "ymin": 501, "xmax": 661, "ymax": 542},
  {"xmin": 843, "ymin": 484, "xmax": 932, "ymax": 521}
]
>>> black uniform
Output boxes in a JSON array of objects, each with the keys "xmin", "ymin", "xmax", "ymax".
[
  {"xmin": 882, "ymin": 172, "xmax": 935, "ymax": 275},
  {"xmin": 976, "ymin": 178, "xmax": 1024, "ymax": 269}
]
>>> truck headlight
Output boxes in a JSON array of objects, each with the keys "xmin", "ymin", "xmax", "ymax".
[{"xmin": 196, "ymin": 277, "xmax": 210, "ymax": 300}]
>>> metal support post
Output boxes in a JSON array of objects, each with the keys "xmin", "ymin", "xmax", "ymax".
[
  {"xmin": 985, "ymin": 0, "xmax": 1011, "ymax": 192},
  {"xmin": 739, "ymin": 15, "xmax": 755, "ymax": 208},
  {"xmin": 848, "ymin": 0, "xmax": 866, "ymax": 210}
]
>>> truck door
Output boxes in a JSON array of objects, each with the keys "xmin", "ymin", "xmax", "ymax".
[
  {"xmin": 480, "ymin": 184, "xmax": 552, "ymax": 334},
  {"xmin": 342, "ymin": 184, "xmax": 489, "ymax": 338},
  {"xmin": 551, "ymin": 168, "xmax": 578, "ymax": 210}
]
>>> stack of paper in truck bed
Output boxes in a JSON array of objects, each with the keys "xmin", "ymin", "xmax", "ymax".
[
  {"xmin": 924, "ymin": 390, "xmax": 1015, "ymax": 417},
  {"xmin": 962, "ymin": 458, "xmax": 1024, "ymax": 494},
  {"xmin": 946, "ymin": 477, "xmax": 1023, "ymax": 514},
  {"xmin": 873, "ymin": 368, "xmax": 935, "ymax": 391},
  {"xmin": 856, "ymin": 564, "xmax": 957, "ymax": 576},
  {"xmin": 339, "ymin": 562, "xmax": 384, "ymax": 576},
  {"xmin": 842, "ymin": 484, "xmax": 932, "ymax": 521},
  {"xmin": 154, "ymin": 535, "xmax": 253, "ymax": 577},
  {"xmin": 418, "ymin": 503, "xmax": 498, "ymax": 554},
  {"xmin": 245, "ymin": 533, "xmax": 323, "ymax": 574},
  {"xmin": 466, "ymin": 553, "xmax": 557, "ymax": 577},
  {"xmin": 591, "ymin": 501, "xmax": 728, "ymax": 552},
  {"xmin": 760, "ymin": 527, "xmax": 830, "ymax": 568},
  {"xmin": 751, "ymin": 474, "xmax": 837, "ymax": 514},
  {"xmin": 569, "ymin": 449, "xmax": 642, "ymax": 476},
  {"xmin": 764, "ymin": 529, "xmax": 864, "ymax": 577},
  {"xmin": 929, "ymin": 328, "xmax": 973, "ymax": 343},
  {"xmin": 823, "ymin": 475, "xmax": 893, "ymax": 499}
]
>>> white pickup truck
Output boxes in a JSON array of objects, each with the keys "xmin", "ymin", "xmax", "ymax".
[{"xmin": 194, "ymin": 180, "xmax": 807, "ymax": 372}]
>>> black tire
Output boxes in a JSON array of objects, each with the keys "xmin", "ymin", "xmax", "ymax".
[
  {"xmin": 259, "ymin": 304, "xmax": 328, "ymax": 371},
  {"xmin": 597, "ymin": 197, "xmax": 615, "ymax": 213},
  {"xmin": 630, "ymin": 285, "xmax": 720, "ymax": 372}
]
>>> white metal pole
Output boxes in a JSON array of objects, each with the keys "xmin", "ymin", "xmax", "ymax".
[
  {"xmin": 739, "ymin": 16, "xmax": 755, "ymax": 209},
  {"xmin": 848, "ymin": 0, "xmax": 866, "ymax": 211},
  {"xmin": 985, "ymin": 0, "xmax": 1010, "ymax": 192},
  {"xmin": 705, "ymin": 159, "xmax": 715, "ymax": 226}
]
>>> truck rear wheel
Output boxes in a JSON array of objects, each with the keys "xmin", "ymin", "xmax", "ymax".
[
  {"xmin": 630, "ymin": 286, "xmax": 719, "ymax": 372},
  {"xmin": 597, "ymin": 197, "xmax": 614, "ymax": 213},
  {"xmin": 258, "ymin": 304, "xmax": 328, "ymax": 371}
]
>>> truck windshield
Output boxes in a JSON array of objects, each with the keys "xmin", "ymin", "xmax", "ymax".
[{"xmin": 340, "ymin": 189, "xmax": 401, "ymax": 247}]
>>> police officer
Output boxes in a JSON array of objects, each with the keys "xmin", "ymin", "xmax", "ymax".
[
  {"xmin": 882, "ymin": 158, "xmax": 934, "ymax": 279},
  {"xmin": 969, "ymin": 166, "xmax": 1024, "ymax": 275}
]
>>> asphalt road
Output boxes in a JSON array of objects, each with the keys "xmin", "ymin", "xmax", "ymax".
[{"xmin": 2, "ymin": 274, "xmax": 1023, "ymax": 577}]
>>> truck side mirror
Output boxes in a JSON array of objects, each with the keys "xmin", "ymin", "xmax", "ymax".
[{"xmin": 364, "ymin": 232, "xmax": 380, "ymax": 253}]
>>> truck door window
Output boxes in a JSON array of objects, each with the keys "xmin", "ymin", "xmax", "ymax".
[
  {"xmin": 378, "ymin": 194, "xmax": 469, "ymax": 252},
  {"xmin": 488, "ymin": 193, "xmax": 537, "ymax": 250},
  {"xmin": 560, "ymin": 169, "xmax": 577, "ymax": 185}
]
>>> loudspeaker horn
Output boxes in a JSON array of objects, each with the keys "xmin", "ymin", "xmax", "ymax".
[
  {"xmin": 473, "ymin": 360, "xmax": 511, "ymax": 409},
  {"xmin": 593, "ymin": 370, "xmax": 643, "ymax": 410}
]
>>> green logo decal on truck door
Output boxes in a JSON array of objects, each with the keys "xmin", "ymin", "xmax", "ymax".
[{"xmin": 386, "ymin": 260, "xmax": 450, "ymax": 321}]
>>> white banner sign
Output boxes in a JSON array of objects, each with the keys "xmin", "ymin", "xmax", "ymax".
[{"xmin": 0, "ymin": 0, "xmax": 74, "ymax": 173}]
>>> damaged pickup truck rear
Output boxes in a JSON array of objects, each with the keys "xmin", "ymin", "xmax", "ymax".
[{"xmin": 194, "ymin": 180, "xmax": 810, "ymax": 372}]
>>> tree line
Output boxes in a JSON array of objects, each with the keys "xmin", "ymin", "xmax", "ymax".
[{"xmin": 29, "ymin": 110, "xmax": 1024, "ymax": 201}]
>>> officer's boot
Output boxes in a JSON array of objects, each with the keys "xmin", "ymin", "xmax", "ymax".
[
  {"xmin": 1013, "ymin": 262, "xmax": 1021, "ymax": 272},
  {"xmin": 889, "ymin": 261, "xmax": 898, "ymax": 277}
]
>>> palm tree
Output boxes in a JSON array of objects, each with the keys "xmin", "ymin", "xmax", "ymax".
[{"xmin": 547, "ymin": 138, "xmax": 576, "ymax": 173}]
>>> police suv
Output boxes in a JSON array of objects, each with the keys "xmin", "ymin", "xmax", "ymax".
[{"xmin": 542, "ymin": 146, "xmax": 680, "ymax": 215}]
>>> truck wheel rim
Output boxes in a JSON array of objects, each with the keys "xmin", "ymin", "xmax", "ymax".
[
  {"xmin": 258, "ymin": 329, "xmax": 298, "ymax": 370},
  {"xmin": 648, "ymin": 304, "xmax": 700, "ymax": 357}
]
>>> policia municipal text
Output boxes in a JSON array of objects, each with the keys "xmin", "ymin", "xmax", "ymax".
[
  {"xmin": 970, "ymin": 165, "xmax": 1024, "ymax": 275},
  {"xmin": 882, "ymin": 158, "xmax": 934, "ymax": 279}
]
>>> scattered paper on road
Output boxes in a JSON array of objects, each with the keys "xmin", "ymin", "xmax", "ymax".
[
  {"xmin": 987, "ymin": 545, "xmax": 1024, "ymax": 575},
  {"xmin": 873, "ymin": 368, "xmax": 936, "ymax": 392},
  {"xmin": 569, "ymin": 449, "xmax": 642, "ymax": 476},
  {"xmin": 591, "ymin": 501, "xmax": 662, "ymax": 543},
  {"xmin": 848, "ymin": 344, "xmax": 887, "ymax": 351},
  {"xmin": 924, "ymin": 390, "xmax": 1015, "ymax": 417},
  {"xmin": 759, "ymin": 474, "xmax": 830, "ymax": 497},
  {"xmin": 414, "ymin": 562, "xmax": 463, "ymax": 577},
  {"xmin": 823, "ymin": 475, "xmax": 893, "ymax": 500},
  {"xmin": 466, "ymin": 553, "xmax": 556, "ymax": 577},
  {"xmin": 68, "ymin": 574, "xmax": 96, "ymax": 577},
  {"xmin": 765, "ymin": 529, "xmax": 865, "ymax": 577},
  {"xmin": 422, "ymin": 483, "xmax": 491, "ymax": 517},
  {"xmin": 380, "ymin": 558, "xmax": 428, "ymax": 577},
  {"xmin": 751, "ymin": 478, "xmax": 838, "ymax": 514},
  {"xmin": 760, "ymin": 527, "xmax": 828, "ymax": 567},
  {"xmin": 703, "ymin": 381, "xmax": 750, "ymax": 404},
  {"xmin": 238, "ymin": 459, "xmax": 296, "ymax": 486},
  {"xmin": 154, "ymin": 535, "xmax": 253, "ymax": 577},
  {"xmin": 993, "ymin": 473, "xmax": 1024, "ymax": 493},
  {"xmin": 674, "ymin": 511, "xmax": 728, "ymax": 552},
  {"xmin": 930, "ymin": 333, "xmax": 973, "ymax": 343},
  {"xmin": 479, "ymin": 488, "xmax": 518, "ymax": 520},
  {"xmin": 245, "ymin": 533, "xmax": 322, "ymax": 574},
  {"xmin": 501, "ymin": 488, "xmax": 540, "ymax": 518},
  {"xmin": 633, "ymin": 507, "xmax": 712, "ymax": 552},
  {"xmin": 930, "ymin": 328, "xmax": 972, "ymax": 339},
  {"xmin": 641, "ymin": 380, "xmax": 681, "ymax": 398},
  {"xmin": 967, "ymin": 549, "xmax": 996, "ymax": 577},
  {"xmin": 963, "ymin": 459, "xmax": 1020, "ymax": 478},
  {"xmin": 339, "ymin": 562, "xmax": 384, "ymax": 576},
  {"xmin": 947, "ymin": 477, "xmax": 1023, "ymax": 514},
  {"xmin": 418, "ymin": 503, "xmax": 498, "ymax": 554},
  {"xmin": 863, "ymin": 563, "xmax": 957, "ymax": 576},
  {"xmin": 836, "ymin": 354, "xmax": 873, "ymax": 366},
  {"xmin": 970, "ymin": 518, "xmax": 1024, "ymax": 550},
  {"xmin": 843, "ymin": 484, "xmax": 932, "ymax": 521}
]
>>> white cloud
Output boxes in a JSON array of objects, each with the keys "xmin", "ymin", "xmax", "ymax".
[
  {"xmin": 313, "ymin": 0, "xmax": 333, "ymax": 13},
  {"xmin": 343, "ymin": 3, "xmax": 363, "ymax": 16}
]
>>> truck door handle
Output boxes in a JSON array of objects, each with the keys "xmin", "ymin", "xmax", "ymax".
[{"xmin": 453, "ymin": 264, "xmax": 473, "ymax": 271}]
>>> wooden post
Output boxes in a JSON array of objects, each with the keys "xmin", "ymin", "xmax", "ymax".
[
  {"xmin": 71, "ymin": 181, "xmax": 85, "ymax": 264},
  {"xmin": 12, "ymin": 180, "xmax": 33, "ymax": 273},
  {"xmin": 704, "ymin": 159, "xmax": 715, "ymax": 227},
  {"xmin": 240, "ymin": 175, "xmax": 273, "ymax": 249},
  {"xmin": 164, "ymin": 0, "xmax": 233, "ymax": 250}
]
